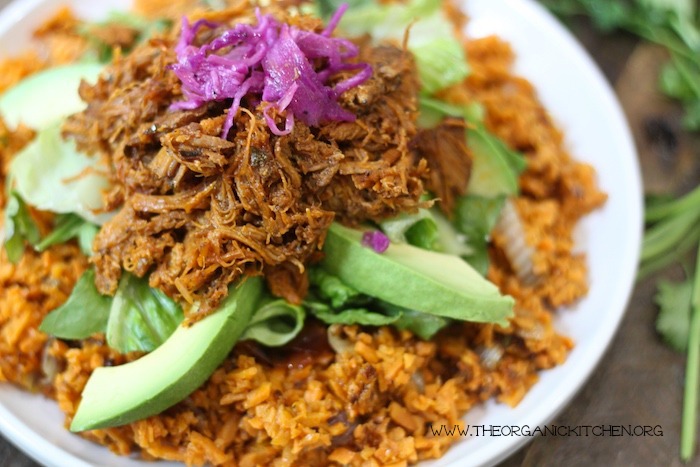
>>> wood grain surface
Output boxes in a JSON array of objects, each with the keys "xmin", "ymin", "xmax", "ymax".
[{"xmin": 0, "ymin": 2, "xmax": 693, "ymax": 467}]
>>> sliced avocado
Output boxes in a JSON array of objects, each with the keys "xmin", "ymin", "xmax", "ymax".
[
  {"xmin": 0, "ymin": 63, "xmax": 103, "ymax": 130},
  {"xmin": 70, "ymin": 277, "xmax": 263, "ymax": 432},
  {"xmin": 467, "ymin": 126, "xmax": 526, "ymax": 197},
  {"xmin": 417, "ymin": 96, "xmax": 526, "ymax": 197},
  {"xmin": 320, "ymin": 223, "xmax": 514, "ymax": 326}
]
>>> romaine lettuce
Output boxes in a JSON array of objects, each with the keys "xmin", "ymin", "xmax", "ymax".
[
  {"xmin": 332, "ymin": 0, "xmax": 470, "ymax": 95},
  {"xmin": 9, "ymin": 123, "xmax": 113, "ymax": 225}
]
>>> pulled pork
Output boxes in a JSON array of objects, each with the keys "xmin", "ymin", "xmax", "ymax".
[
  {"xmin": 63, "ymin": 12, "xmax": 430, "ymax": 321},
  {"xmin": 411, "ymin": 117, "xmax": 472, "ymax": 215}
]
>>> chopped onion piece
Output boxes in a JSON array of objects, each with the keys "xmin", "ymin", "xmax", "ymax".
[
  {"xmin": 327, "ymin": 324, "xmax": 354, "ymax": 354},
  {"xmin": 495, "ymin": 199, "xmax": 539, "ymax": 286}
]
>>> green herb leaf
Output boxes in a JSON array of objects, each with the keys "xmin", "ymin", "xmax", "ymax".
[
  {"xmin": 681, "ymin": 246, "xmax": 700, "ymax": 461},
  {"xmin": 681, "ymin": 98, "xmax": 700, "ymax": 130},
  {"xmin": 106, "ymin": 273, "xmax": 184, "ymax": 353},
  {"xmin": 641, "ymin": 209, "xmax": 700, "ymax": 262},
  {"xmin": 655, "ymin": 278, "xmax": 693, "ymax": 351},
  {"xmin": 39, "ymin": 268, "xmax": 111, "ymax": 339},
  {"xmin": 660, "ymin": 61, "xmax": 696, "ymax": 100},
  {"xmin": 540, "ymin": 0, "xmax": 633, "ymax": 31},
  {"xmin": 637, "ymin": 225, "xmax": 700, "ymax": 279},
  {"xmin": 241, "ymin": 299, "xmax": 305, "ymax": 347}
]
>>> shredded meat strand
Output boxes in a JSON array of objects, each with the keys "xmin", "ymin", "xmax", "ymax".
[
  {"xmin": 63, "ymin": 13, "xmax": 430, "ymax": 322},
  {"xmin": 411, "ymin": 117, "xmax": 472, "ymax": 215}
]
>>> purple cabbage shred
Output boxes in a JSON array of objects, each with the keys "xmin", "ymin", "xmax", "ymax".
[
  {"xmin": 169, "ymin": 4, "xmax": 372, "ymax": 138},
  {"xmin": 362, "ymin": 230, "xmax": 390, "ymax": 254}
]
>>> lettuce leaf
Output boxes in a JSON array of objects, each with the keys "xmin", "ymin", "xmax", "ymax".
[
  {"xmin": 404, "ymin": 217, "xmax": 440, "ymax": 251},
  {"xmin": 380, "ymin": 209, "xmax": 434, "ymax": 244},
  {"xmin": 333, "ymin": 0, "xmax": 469, "ymax": 95},
  {"xmin": 241, "ymin": 299, "xmax": 305, "ymax": 347},
  {"xmin": 308, "ymin": 267, "xmax": 367, "ymax": 308},
  {"xmin": 106, "ymin": 273, "xmax": 184, "ymax": 353},
  {"xmin": 3, "ymin": 200, "xmax": 98, "ymax": 262},
  {"xmin": 3, "ymin": 191, "xmax": 41, "ymax": 263},
  {"xmin": 35, "ymin": 213, "xmax": 99, "ymax": 256},
  {"xmin": 306, "ymin": 301, "xmax": 400, "ymax": 326},
  {"xmin": 305, "ymin": 268, "xmax": 449, "ymax": 339},
  {"xmin": 80, "ymin": 12, "xmax": 171, "ymax": 63},
  {"xmin": 39, "ymin": 268, "xmax": 112, "ymax": 339},
  {"xmin": 429, "ymin": 208, "xmax": 472, "ymax": 257},
  {"xmin": 388, "ymin": 307, "xmax": 450, "ymax": 340},
  {"xmin": 453, "ymin": 195, "xmax": 507, "ymax": 276},
  {"xmin": 9, "ymin": 123, "xmax": 113, "ymax": 225},
  {"xmin": 379, "ymin": 208, "xmax": 442, "ymax": 251},
  {"xmin": 41, "ymin": 268, "xmax": 304, "ymax": 353}
]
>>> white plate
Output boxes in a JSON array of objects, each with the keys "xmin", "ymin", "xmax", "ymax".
[{"xmin": 0, "ymin": 0, "xmax": 643, "ymax": 466}]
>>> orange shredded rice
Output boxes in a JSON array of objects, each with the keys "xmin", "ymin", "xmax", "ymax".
[{"xmin": 0, "ymin": 3, "xmax": 606, "ymax": 466}]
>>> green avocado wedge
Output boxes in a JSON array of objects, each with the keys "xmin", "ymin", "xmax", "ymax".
[
  {"xmin": 0, "ymin": 63, "xmax": 103, "ymax": 130},
  {"xmin": 70, "ymin": 277, "xmax": 263, "ymax": 432},
  {"xmin": 320, "ymin": 223, "xmax": 514, "ymax": 326}
]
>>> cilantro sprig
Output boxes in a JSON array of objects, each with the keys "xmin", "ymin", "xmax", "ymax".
[
  {"xmin": 683, "ymin": 258, "xmax": 700, "ymax": 460},
  {"xmin": 541, "ymin": 0, "xmax": 700, "ymax": 130}
]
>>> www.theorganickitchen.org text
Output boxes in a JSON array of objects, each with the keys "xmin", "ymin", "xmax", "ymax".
[{"xmin": 428, "ymin": 424, "xmax": 664, "ymax": 437}]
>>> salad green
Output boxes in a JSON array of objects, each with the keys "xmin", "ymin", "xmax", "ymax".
[
  {"xmin": 3, "ymin": 191, "xmax": 41, "ymax": 263},
  {"xmin": 39, "ymin": 268, "xmax": 112, "ymax": 340},
  {"xmin": 9, "ymin": 123, "xmax": 112, "ymax": 225},
  {"xmin": 322, "ymin": 0, "xmax": 470, "ymax": 95},
  {"xmin": 0, "ymin": 63, "xmax": 102, "ymax": 130}
]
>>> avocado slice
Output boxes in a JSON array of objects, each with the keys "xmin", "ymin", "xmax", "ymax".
[
  {"xmin": 70, "ymin": 277, "xmax": 263, "ymax": 432},
  {"xmin": 0, "ymin": 63, "xmax": 103, "ymax": 130},
  {"xmin": 320, "ymin": 223, "xmax": 514, "ymax": 326},
  {"xmin": 417, "ymin": 96, "xmax": 526, "ymax": 197},
  {"xmin": 467, "ymin": 126, "xmax": 526, "ymax": 197}
]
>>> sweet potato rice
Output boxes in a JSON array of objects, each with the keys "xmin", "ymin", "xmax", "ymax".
[{"xmin": 0, "ymin": 1, "xmax": 606, "ymax": 466}]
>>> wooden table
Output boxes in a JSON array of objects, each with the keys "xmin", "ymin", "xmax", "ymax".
[{"xmin": 0, "ymin": 2, "xmax": 693, "ymax": 466}]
